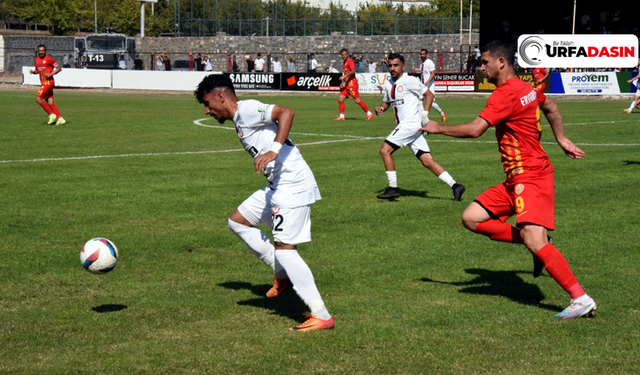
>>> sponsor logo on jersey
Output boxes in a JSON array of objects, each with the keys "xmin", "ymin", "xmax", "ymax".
[
  {"xmin": 390, "ymin": 99, "xmax": 405, "ymax": 107},
  {"xmin": 272, "ymin": 207, "xmax": 280, "ymax": 215}
]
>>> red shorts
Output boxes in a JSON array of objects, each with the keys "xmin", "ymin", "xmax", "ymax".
[
  {"xmin": 340, "ymin": 80, "xmax": 360, "ymax": 98},
  {"xmin": 475, "ymin": 168, "xmax": 555, "ymax": 230},
  {"xmin": 37, "ymin": 84, "xmax": 54, "ymax": 99}
]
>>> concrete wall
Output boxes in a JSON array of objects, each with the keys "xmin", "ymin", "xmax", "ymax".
[{"xmin": 2, "ymin": 32, "xmax": 479, "ymax": 73}]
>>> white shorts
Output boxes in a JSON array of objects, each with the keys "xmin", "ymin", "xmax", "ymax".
[
  {"xmin": 238, "ymin": 186, "xmax": 313, "ymax": 245},
  {"xmin": 635, "ymin": 85, "xmax": 640, "ymax": 96},
  {"xmin": 385, "ymin": 124, "xmax": 430, "ymax": 155}
]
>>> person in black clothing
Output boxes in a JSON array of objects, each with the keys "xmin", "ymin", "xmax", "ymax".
[
  {"xmin": 163, "ymin": 54, "xmax": 171, "ymax": 71},
  {"xmin": 194, "ymin": 54, "xmax": 203, "ymax": 71},
  {"xmin": 133, "ymin": 55, "xmax": 144, "ymax": 70},
  {"xmin": 232, "ymin": 55, "xmax": 240, "ymax": 72},
  {"xmin": 246, "ymin": 55, "xmax": 255, "ymax": 72}
]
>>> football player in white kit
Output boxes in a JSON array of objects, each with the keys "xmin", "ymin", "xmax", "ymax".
[
  {"xmin": 420, "ymin": 49, "xmax": 447, "ymax": 122},
  {"xmin": 375, "ymin": 53, "xmax": 465, "ymax": 201},
  {"xmin": 194, "ymin": 75, "xmax": 334, "ymax": 332}
]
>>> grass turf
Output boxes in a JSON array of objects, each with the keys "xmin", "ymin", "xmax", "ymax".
[{"xmin": 0, "ymin": 87, "xmax": 639, "ymax": 374}]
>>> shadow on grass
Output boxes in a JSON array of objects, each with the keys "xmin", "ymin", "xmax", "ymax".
[
  {"xmin": 420, "ymin": 268, "xmax": 562, "ymax": 312},
  {"xmin": 376, "ymin": 188, "xmax": 451, "ymax": 201},
  {"xmin": 218, "ymin": 281, "xmax": 308, "ymax": 322},
  {"xmin": 92, "ymin": 304, "xmax": 128, "ymax": 313},
  {"xmin": 623, "ymin": 160, "xmax": 640, "ymax": 166}
]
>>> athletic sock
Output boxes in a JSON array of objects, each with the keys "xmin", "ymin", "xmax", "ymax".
[
  {"xmin": 338, "ymin": 101, "xmax": 345, "ymax": 115},
  {"xmin": 228, "ymin": 219, "xmax": 282, "ymax": 275},
  {"xmin": 49, "ymin": 104, "xmax": 62, "ymax": 118},
  {"xmin": 386, "ymin": 171, "xmax": 398, "ymax": 188},
  {"xmin": 475, "ymin": 219, "xmax": 524, "ymax": 243},
  {"xmin": 535, "ymin": 243, "xmax": 585, "ymax": 300},
  {"xmin": 431, "ymin": 101, "xmax": 443, "ymax": 115},
  {"xmin": 629, "ymin": 102, "xmax": 635, "ymax": 111},
  {"xmin": 38, "ymin": 101, "xmax": 53, "ymax": 115},
  {"xmin": 357, "ymin": 100, "xmax": 369, "ymax": 113},
  {"xmin": 437, "ymin": 171, "xmax": 456, "ymax": 188},
  {"xmin": 275, "ymin": 249, "xmax": 331, "ymax": 320}
]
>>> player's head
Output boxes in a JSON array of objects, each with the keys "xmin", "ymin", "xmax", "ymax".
[
  {"xmin": 195, "ymin": 74, "xmax": 237, "ymax": 124},
  {"xmin": 340, "ymin": 49, "xmax": 349, "ymax": 61},
  {"xmin": 387, "ymin": 53, "xmax": 405, "ymax": 79},
  {"xmin": 37, "ymin": 44, "xmax": 46, "ymax": 59},
  {"xmin": 480, "ymin": 40, "xmax": 515, "ymax": 85},
  {"xmin": 420, "ymin": 49, "xmax": 428, "ymax": 61}
]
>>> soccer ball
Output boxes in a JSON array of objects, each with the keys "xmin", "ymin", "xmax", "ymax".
[{"xmin": 80, "ymin": 238, "xmax": 119, "ymax": 274}]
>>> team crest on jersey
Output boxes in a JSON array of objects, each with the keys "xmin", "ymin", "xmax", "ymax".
[
  {"xmin": 397, "ymin": 85, "xmax": 404, "ymax": 93},
  {"xmin": 515, "ymin": 183, "xmax": 525, "ymax": 195},
  {"xmin": 272, "ymin": 207, "xmax": 280, "ymax": 215},
  {"xmin": 236, "ymin": 125, "xmax": 244, "ymax": 138}
]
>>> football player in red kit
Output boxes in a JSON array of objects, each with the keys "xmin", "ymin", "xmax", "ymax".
[
  {"xmin": 30, "ymin": 44, "xmax": 65, "ymax": 125},
  {"xmin": 334, "ymin": 48, "xmax": 373, "ymax": 121}
]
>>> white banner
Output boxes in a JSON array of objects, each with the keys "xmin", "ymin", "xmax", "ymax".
[
  {"xmin": 556, "ymin": 72, "xmax": 621, "ymax": 95},
  {"xmin": 354, "ymin": 73, "xmax": 392, "ymax": 94},
  {"xmin": 518, "ymin": 34, "xmax": 638, "ymax": 68}
]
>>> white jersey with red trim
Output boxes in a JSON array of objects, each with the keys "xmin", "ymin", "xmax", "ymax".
[
  {"xmin": 232, "ymin": 99, "xmax": 320, "ymax": 208},
  {"xmin": 381, "ymin": 73, "xmax": 428, "ymax": 129},
  {"xmin": 420, "ymin": 59, "xmax": 436, "ymax": 90}
]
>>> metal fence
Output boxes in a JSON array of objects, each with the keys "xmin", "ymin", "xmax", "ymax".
[{"xmin": 174, "ymin": 1, "xmax": 478, "ymax": 37}]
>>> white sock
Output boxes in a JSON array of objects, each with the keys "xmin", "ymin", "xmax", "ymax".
[
  {"xmin": 228, "ymin": 219, "xmax": 286, "ymax": 277},
  {"xmin": 431, "ymin": 101, "xmax": 443, "ymax": 115},
  {"xmin": 366, "ymin": 110, "xmax": 372, "ymax": 116},
  {"xmin": 275, "ymin": 249, "xmax": 331, "ymax": 320},
  {"xmin": 574, "ymin": 294, "xmax": 592, "ymax": 304},
  {"xmin": 438, "ymin": 171, "xmax": 456, "ymax": 188},
  {"xmin": 339, "ymin": 113, "xmax": 345, "ymax": 118},
  {"xmin": 629, "ymin": 102, "xmax": 636, "ymax": 111},
  {"xmin": 386, "ymin": 171, "xmax": 398, "ymax": 188}
]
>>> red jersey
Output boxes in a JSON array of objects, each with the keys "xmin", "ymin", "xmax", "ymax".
[
  {"xmin": 532, "ymin": 67, "xmax": 548, "ymax": 85},
  {"xmin": 479, "ymin": 77, "xmax": 551, "ymax": 181},
  {"xmin": 35, "ymin": 55, "xmax": 58, "ymax": 86},
  {"xmin": 343, "ymin": 58, "xmax": 356, "ymax": 85}
]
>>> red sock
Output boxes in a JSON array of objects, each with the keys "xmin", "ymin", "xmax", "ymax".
[
  {"xmin": 38, "ymin": 101, "xmax": 53, "ymax": 115},
  {"xmin": 475, "ymin": 220, "xmax": 524, "ymax": 244},
  {"xmin": 535, "ymin": 243, "xmax": 585, "ymax": 299},
  {"xmin": 357, "ymin": 100, "xmax": 369, "ymax": 113},
  {"xmin": 49, "ymin": 104, "xmax": 62, "ymax": 118},
  {"xmin": 338, "ymin": 101, "xmax": 345, "ymax": 114}
]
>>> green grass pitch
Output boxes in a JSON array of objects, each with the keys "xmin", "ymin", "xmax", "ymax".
[{"xmin": 1, "ymin": 87, "xmax": 639, "ymax": 374}]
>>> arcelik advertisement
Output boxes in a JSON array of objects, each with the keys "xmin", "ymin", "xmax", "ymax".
[{"xmin": 280, "ymin": 73, "xmax": 341, "ymax": 91}]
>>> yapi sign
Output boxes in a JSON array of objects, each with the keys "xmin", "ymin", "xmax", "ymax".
[{"xmin": 518, "ymin": 34, "xmax": 638, "ymax": 68}]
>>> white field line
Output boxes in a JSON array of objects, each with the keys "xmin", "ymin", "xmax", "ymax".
[{"xmin": 0, "ymin": 118, "xmax": 637, "ymax": 164}]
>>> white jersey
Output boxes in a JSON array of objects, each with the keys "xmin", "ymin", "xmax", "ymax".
[
  {"xmin": 382, "ymin": 73, "xmax": 428, "ymax": 129},
  {"xmin": 233, "ymin": 100, "xmax": 321, "ymax": 208},
  {"xmin": 420, "ymin": 59, "xmax": 436, "ymax": 89}
]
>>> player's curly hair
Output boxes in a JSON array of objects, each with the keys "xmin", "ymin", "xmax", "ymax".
[{"xmin": 194, "ymin": 74, "xmax": 236, "ymax": 104}]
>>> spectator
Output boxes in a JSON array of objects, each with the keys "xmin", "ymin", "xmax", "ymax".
[
  {"xmin": 328, "ymin": 63, "xmax": 339, "ymax": 73},
  {"xmin": 308, "ymin": 53, "xmax": 318, "ymax": 72},
  {"xmin": 204, "ymin": 55, "xmax": 212, "ymax": 71},
  {"xmin": 232, "ymin": 55, "xmax": 240, "ymax": 72},
  {"xmin": 80, "ymin": 56, "xmax": 88, "ymax": 69},
  {"xmin": 156, "ymin": 54, "xmax": 164, "ymax": 71},
  {"xmin": 255, "ymin": 53, "xmax": 265, "ymax": 72},
  {"xmin": 272, "ymin": 56, "xmax": 282, "ymax": 73},
  {"xmin": 194, "ymin": 53, "xmax": 203, "ymax": 71},
  {"xmin": 287, "ymin": 55, "xmax": 296, "ymax": 72},
  {"xmin": 355, "ymin": 55, "xmax": 366, "ymax": 73},
  {"xmin": 63, "ymin": 54, "xmax": 71, "ymax": 68},
  {"xmin": 118, "ymin": 54, "xmax": 127, "ymax": 70},
  {"xmin": 163, "ymin": 54, "xmax": 172, "ymax": 71},
  {"xmin": 133, "ymin": 55, "xmax": 144, "ymax": 70},
  {"xmin": 246, "ymin": 55, "xmax": 255, "ymax": 72},
  {"xmin": 368, "ymin": 58, "xmax": 376, "ymax": 73},
  {"xmin": 379, "ymin": 56, "xmax": 389, "ymax": 72}
]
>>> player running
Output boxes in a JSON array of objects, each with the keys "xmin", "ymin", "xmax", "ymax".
[
  {"xmin": 419, "ymin": 49, "xmax": 446, "ymax": 122},
  {"xmin": 195, "ymin": 74, "xmax": 334, "ymax": 332},
  {"xmin": 30, "ymin": 44, "xmax": 65, "ymax": 126},
  {"xmin": 624, "ymin": 70, "xmax": 640, "ymax": 114},
  {"xmin": 422, "ymin": 40, "xmax": 596, "ymax": 319},
  {"xmin": 334, "ymin": 48, "xmax": 373, "ymax": 121},
  {"xmin": 375, "ymin": 53, "xmax": 465, "ymax": 201}
]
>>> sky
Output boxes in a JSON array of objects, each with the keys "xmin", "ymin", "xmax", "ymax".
[{"xmin": 306, "ymin": 0, "xmax": 388, "ymax": 12}]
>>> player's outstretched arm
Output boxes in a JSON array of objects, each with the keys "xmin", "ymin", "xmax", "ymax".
[
  {"xmin": 540, "ymin": 98, "xmax": 585, "ymax": 159},
  {"xmin": 254, "ymin": 105, "xmax": 294, "ymax": 173},
  {"xmin": 375, "ymin": 102, "xmax": 389, "ymax": 116},
  {"xmin": 420, "ymin": 117, "xmax": 490, "ymax": 138}
]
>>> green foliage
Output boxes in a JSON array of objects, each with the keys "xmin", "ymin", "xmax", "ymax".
[{"xmin": 15, "ymin": 0, "xmax": 92, "ymax": 34}]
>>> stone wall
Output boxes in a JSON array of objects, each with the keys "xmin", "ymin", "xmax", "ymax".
[{"xmin": 1, "ymin": 32, "xmax": 479, "ymax": 73}]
